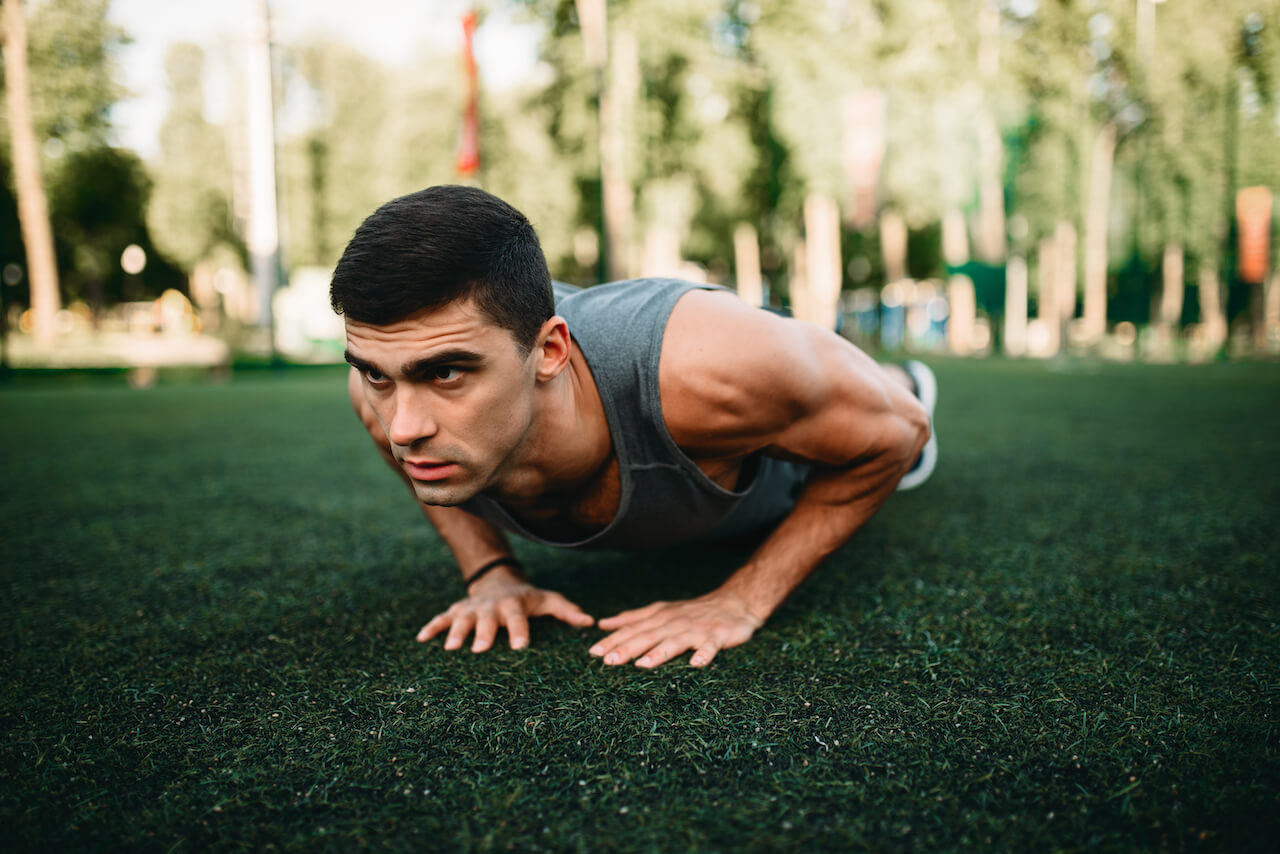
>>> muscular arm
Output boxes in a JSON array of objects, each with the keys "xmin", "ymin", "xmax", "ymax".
[{"xmin": 592, "ymin": 291, "xmax": 929, "ymax": 667}]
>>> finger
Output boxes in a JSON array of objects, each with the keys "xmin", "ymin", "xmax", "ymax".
[
  {"xmin": 589, "ymin": 619, "xmax": 654, "ymax": 659},
  {"xmin": 689, "ymin": 644, "xmax": 719, "ymax": 668},
  {"xmin": 598, "ymin": 629, "xmax": 664, "ymax": 666},
  {"xmin": 531, "ymin": 591, "xmax": 595, "ymax": 627},
  {"xmin": 500, "ymin": 602, "xmax": 530, "ymax": 650},
  {"xmin": 443, "ymin": 613, "xmax": 475, "ymax": 651},
  {"xmin": 417, "ymin": 613, "xmax": 452, "ymax": 642},
  {"xmin": 597, "ymin": 601, "xmax": 664, "ymax": 631},
  {"xmin": 471, "ymin": 614, "xmax": 498, "ymax": 653},
  {"xmin": 635, "ymin": 636, "xmax": 696, "ymax": 670}
]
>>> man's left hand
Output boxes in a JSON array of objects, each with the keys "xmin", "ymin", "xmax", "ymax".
[{"xmin": 590, "ymin": 590, "xmax": 763, "ymax": 668}]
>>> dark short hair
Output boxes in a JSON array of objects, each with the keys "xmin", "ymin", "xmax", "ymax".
[{"xmin": 330, "ymin": 186, "xmax": 554, "ymax": 353}]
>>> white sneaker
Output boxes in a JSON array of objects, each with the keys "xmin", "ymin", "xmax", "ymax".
[{"xmin": 896, "ymin": 360, "xmax": 937, "ymax": 491}]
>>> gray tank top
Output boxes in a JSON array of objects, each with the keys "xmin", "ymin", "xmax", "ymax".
[{"xmin": 461, "ymin": 278, "xmax": 809, "ymax": 550}]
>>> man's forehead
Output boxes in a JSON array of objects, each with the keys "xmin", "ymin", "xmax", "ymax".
[{"xmin": 343, "ymin": 300, "xmax": 513, "ymax": 356}]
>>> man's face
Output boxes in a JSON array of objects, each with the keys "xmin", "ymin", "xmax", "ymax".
[{"xmin": 344, "ymin": 299, "xmax": 541, "ymax": 506}]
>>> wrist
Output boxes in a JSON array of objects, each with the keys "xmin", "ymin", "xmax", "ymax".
[
  {"xmin": 713, "ymin": 583, "xmax": 770, "ymax": 627},
  {"xmin": 464, "ymin": 557, "xmax": 525, "ymax": 594}
]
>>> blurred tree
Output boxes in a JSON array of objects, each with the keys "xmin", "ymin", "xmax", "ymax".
[
  {"xmin": 2, "ymin": 0, "xmax": 136, "ymax": 330},
  {"xmin": 49, "ymin": 145, "xmax": 181, "ymax": 310},
  {"xmin": 24, "ymin": 0, "xmax": 123, "ymax": 154},
  {"xmin": 147, "ymin": 44, "xmax": 239, "ymax": 275},
  {"xmin": 1, "ymin": 0, "xmax": 59, "ymax": 342},
  {"xmin": 275, "ymin": 23, "xmax": 580, "ymax": 277},
  {"xmin": 277, "ymin": 40, "xmax": 402, "ymax": 270}
]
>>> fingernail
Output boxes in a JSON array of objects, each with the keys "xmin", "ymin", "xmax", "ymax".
[
  {"xmin": 691, "ymin": 656, "xmax": 705, "ymax": 666},
  {"xmin": 513, "ymin": 639, "xmax": 527, "ymax": 650},
  {"xmin": 589, "ymin": 645, "xmax": 603, "ymax": 656},
  {"xmin": 444, "ymin": 640, "xmax": 459, "ymax": 650},
  {"xmin": 637, "ymin": 657, "xmax": 651, "ymax": 667},
  {"xmin": 604, "ymin": 652, "xmax": 619, "ymax": 665}
]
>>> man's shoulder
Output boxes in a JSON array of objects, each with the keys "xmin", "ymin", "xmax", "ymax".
[{"xmin": 659, "ymin": 289, "xmax": 820, "ymax": 456}]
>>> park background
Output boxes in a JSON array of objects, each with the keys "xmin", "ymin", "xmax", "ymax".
[
  {"xmin": 1, "ymin": 0, "xmax": 1278, "ymax": 370},
  {"xmin": 2, "ymin": 0, "xmax": 1279, "ymax": 851}
]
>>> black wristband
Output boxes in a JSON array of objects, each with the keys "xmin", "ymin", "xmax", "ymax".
[{"xmin": 464, "ymin": 557, "xmax": 523, "ymax": 590}]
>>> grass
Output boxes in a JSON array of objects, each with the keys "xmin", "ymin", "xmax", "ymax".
[{"xmin": 1, "ymin": 358, "xmax": 1277, "ymax": 852}]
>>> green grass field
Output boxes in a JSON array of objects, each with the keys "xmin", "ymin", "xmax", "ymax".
[{"xmin": 2, "ymin": 359, "xmax": 1277, "ymax": 851}]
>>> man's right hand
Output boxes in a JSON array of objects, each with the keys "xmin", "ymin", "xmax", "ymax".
[{"xmin": 416, "ymin": 573, "xmax": 595, "ymax": 653}]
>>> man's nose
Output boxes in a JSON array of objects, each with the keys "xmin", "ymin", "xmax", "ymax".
[{"xmin": 386, "ymin": 389, "xmax": 438, "ymax": 447}]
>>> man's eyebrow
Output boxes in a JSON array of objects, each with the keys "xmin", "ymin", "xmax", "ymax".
[
  {"xmin": 343, "ymin": 350, "xmax": 376, "ymax": 372},
  {"xmin": 402, "ymin": 350, "xmax": 485, "ymax": 379}
]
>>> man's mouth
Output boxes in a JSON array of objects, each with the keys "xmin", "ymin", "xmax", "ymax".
[{"xmin": 403, "ymin": 459, "xmax": 460, "ymax": 482}]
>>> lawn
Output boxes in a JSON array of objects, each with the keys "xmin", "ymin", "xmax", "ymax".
[{"xmin": 1, "ymin": 359, "xmax": 1277, "ymax": 851}]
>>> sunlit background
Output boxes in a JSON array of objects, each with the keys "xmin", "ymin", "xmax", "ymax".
[{"xmin": 1, "ymin": 0, "xmax": 1277, "ymax": 377}]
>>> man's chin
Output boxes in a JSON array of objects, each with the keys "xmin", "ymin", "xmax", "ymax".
[{"xmin": 410, "ymin": 480, "xmax": 482, "ymax": 507}]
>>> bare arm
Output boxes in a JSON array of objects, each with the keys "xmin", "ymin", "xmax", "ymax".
[{"xmin": 592, "ymin": 291, "xmax": 929, "ymax": 668}]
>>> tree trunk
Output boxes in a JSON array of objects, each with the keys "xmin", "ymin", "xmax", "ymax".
[
  {"xmin": 1197, "ymin": 264, "xmax": 1227, "ymax": 353},
  {"xmin": 1054, "ymin": 220, "xmax": 1077, "ymax": 332},
  {"xmin": 790, "ymin": 236, "xmax": 810, "ymax": 325},
  {"xmin": 2, "ymin": 0, "xmax": 61, "ymax": 345},
  {"xmin": 1004, "ymin": 255, "xmax": 1028, "ymax": 356},
  {"xmin": 803, "ymin": 193, "xmax": 841, "ymax": 330},
  {"xmin": 1082, "ymin": 122, "xmax": 1117, "ymax": 343},
  {"xmin": 733, "ymin": 223, "xmax": 763, "ymax": 308},
  {"xmin": 941, "ymin": 209, "xmax": 969, "ymax": 268},
  {"xmin": 880, "ymin": 210, "xmax": 907, "ymax": 284},
  {"xmin": 947, "ymin": 275, "xmax": 976, "ymax": 355},
  {"xmin": 599, "ymin": 28, "xmax": 636, "ymax": 281},
  {"xmin": 1159, "ymin": 242, "xmax": 1184, "ymax": 327},
  {"xmin": 975, "ymin": 113, "xmax": 1006, "ymax": 264},
  {"xmin": 1265, "ymin": 270, "xmax": 1280, "ymax": 355},
  {"xmin": 1036, "ymin": 236, "xmax": 1061, "ymax": 355}
]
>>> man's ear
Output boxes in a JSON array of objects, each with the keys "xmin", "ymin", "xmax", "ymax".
[{"xmin": 532, "ymin": 316, "xmax": 571, "ymax": 381}]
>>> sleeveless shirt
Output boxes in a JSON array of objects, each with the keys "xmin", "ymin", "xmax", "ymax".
[{"xmin": 460, "ymin": 278, "xmax": 809, "ymax": 550}]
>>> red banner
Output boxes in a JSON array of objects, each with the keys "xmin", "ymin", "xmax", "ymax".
[
  {"xmin": 456, "ymin": 11, "xmax": 480, "ymax": 177},
  {"xmin": 1237, "ymin": 187, "xmax": 1272, "ymax": 284}
]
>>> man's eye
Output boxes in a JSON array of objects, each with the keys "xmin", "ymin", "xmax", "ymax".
[
  {"xmin": 433, "ymin": 366, "xmax": 462, "ymax": 382},
  {"xmin": 365, "ymin": 368, "xmax": 387, "ymax": 384}
]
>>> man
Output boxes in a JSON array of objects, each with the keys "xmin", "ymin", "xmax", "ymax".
[{"xmin": 332, "ymin": 185, "xmax": 936, "ymax": 670}]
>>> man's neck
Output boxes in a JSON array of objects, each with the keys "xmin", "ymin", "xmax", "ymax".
[{"xmin": 487, "ymin": 344, "xmax": 612, "ymax": 509}]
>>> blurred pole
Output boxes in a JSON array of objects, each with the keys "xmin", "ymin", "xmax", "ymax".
[
  {"xmin": 246, "ymin": 0, "xmax": 281, "ymax": 344},
  {"xmin": 2, "ymin": 0, "xmax": 60, "ymax": 346},
  {"xmin": 733, "ymin": 223, "xmax": 763, "ymax": 308}
]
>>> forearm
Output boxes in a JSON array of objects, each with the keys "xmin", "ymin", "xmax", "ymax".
[
  {"xmin": 717, "ymin": 454, "xmax": 910, "ymax": 622},
  {"xmin": 421, "ymin": 504, "xmax": 522, "ymax": 584}
]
